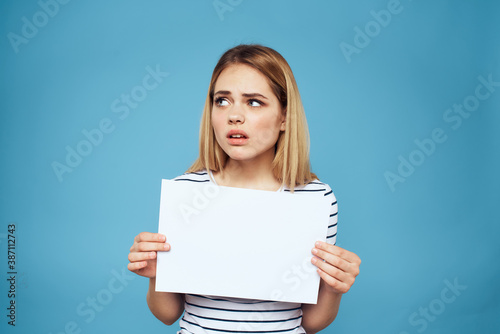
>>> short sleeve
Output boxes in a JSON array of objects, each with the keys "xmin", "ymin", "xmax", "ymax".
[{"xmin": 324, "ymin": 184, "xmax": 338, "ymax": 245}]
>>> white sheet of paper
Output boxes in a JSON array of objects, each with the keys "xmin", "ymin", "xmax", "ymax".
[{"xmin": 155, "ymin": 179, "xmax": 331, "ymax": 304}]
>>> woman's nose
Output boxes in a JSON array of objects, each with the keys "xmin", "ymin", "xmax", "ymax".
[{"xmin": 228, "ymin": 107, "xmax": 244, "ymax": 124}]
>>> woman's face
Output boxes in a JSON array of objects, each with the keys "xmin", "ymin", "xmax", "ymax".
[{"xmin": 211, "ymin": 64, "xmax": 286, "ymax": 166}]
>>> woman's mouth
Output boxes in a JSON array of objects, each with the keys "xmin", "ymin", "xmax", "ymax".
[{"xmin": 227, "ymin": 130, "xmax": 249, "ymax": 145}]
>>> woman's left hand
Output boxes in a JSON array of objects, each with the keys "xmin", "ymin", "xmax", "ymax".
[{"xmin": 311, "ymin": 241, "xmax": 361, "ymax": 294}]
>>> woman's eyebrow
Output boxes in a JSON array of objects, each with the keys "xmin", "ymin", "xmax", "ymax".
[
  {"xmin": 214, "ymin": 91, "xmax": 268, "ymax": 100},
  {"xmin": 214, "ymin": 90, "xmax": 231, "ymax": 96},
  {"xmin": 242, "ymin": 93, "xmax": 268, "ymax": 100}
]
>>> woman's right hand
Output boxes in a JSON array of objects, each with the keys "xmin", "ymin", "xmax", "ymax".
[{"xmin": 128, "ymin": 232, "xmax": 170, "ymax": 278}]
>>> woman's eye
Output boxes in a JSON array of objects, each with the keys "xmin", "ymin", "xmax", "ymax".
[
  {"xmin": 215, "ymin": 98, "xmax": 229, "ymax": 107},
  {"xmin": 249, "ymin": 99, "xmax": 262, "ymax": 107}
]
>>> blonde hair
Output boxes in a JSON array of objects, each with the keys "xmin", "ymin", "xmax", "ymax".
[{"xmin": 186, "ymin": 44, "xmax": 317, "ymax": 192}]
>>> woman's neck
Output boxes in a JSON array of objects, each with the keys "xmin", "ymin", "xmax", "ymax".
[{"xmin": 213, "ymin": 158, "xmax": 281, "ymax": 191}]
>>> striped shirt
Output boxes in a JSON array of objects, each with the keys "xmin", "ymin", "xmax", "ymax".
[{"xmin": 172, "ymin": 170, "xmax": 338, "ymax": 334}]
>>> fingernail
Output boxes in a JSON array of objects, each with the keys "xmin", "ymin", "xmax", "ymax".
[
  {"xmin": 311, "ymin": 257, "xmax": 317, "ymax": 264},
  {"xmin": 164, "ymin": 243, "xmax": 169, "ymax": 250},
  {"xmin": 312, "ymin": 248, "xmax": 318, "ymax": 254},
  {"xmin": 315, "ymin": 241, "xmax": 321, "ymax": 247}
]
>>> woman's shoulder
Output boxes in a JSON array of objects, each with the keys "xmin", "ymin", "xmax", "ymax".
[
  {"xmin": 284, "ymin": 179, "xmax": 335, "ymax": 197},
  {"xmin": 283, "ymin": 179, "xmax": 337, "ymax": 206},
  {"xmin": 171, "ymin": 169, "xmax": 210, "ymax": 182}
]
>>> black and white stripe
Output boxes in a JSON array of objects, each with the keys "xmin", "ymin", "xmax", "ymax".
[{"xmin": 173, "ymin": 170, "xmax": 338, "ymax": 334}]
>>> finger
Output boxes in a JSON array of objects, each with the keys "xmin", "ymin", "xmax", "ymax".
[
  {"xmin": 317, "ymin": 267, "xmax": 351, "ymax": 294},
  {"xmin": 315, "ymin": 242, "xmax": 361, "ymax": 265},
  {"xmin": 128, "ymin": 251, "xmax": 157, "ymax": 263},
  {"xmin": 312, "ymin": 247, "xmax": 350, "ymax": 272},
  {"xmin": 312, "ymin": 256, "xmax": 351, "ymax": 284},
  {"xmin": 127, "ymin": 261, "xmax": 148, "ymax": 272},
  {"xmin": 132, "ymin": 241, "xmax": 170, "ymax": 253},
  {"xmin": 134, "ymin": 232, "xmax": 166, "ymax": 243}
]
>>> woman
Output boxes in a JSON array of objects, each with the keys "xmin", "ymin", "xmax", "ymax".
[{"xmin": 128, "ymin": 44, "xmax": 361, "ymax": 333}]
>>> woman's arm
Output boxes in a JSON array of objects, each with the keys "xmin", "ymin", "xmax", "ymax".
[
  {"xmin": 301, "ymin": 242, "xmax": 361, "ymax": 333},
  {"xmin": 128, "ymin": 232, "xmax": 185, "ymax": 325},
  {"xmin": 146, "ymin": 278, "xmax": 185, "ymax": 325},
  {"xmin": 301, "ymin": 280, "xmax": 342, "ymax": 333}
]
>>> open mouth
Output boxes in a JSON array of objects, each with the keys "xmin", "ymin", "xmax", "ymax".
[
  {"xmin": 228, "ymin": 134, "xmax": 247, "ymax": 139},
  {"xmin": 226, "ymin": 130, "xmax": 249, "ymax": 145},
  {"xmin": 227, "ymin": 129, "xmax": 249, "ymax": 139}
]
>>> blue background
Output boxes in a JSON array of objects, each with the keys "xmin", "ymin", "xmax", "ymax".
[{"xmin": 1, "ymin": 0, "xmax": 499, "ymax": 333}]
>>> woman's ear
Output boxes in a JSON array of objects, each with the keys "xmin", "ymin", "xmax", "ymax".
[{"xmin": 280, "ymin": 108, "xmax": 287, "ymax": 131}]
